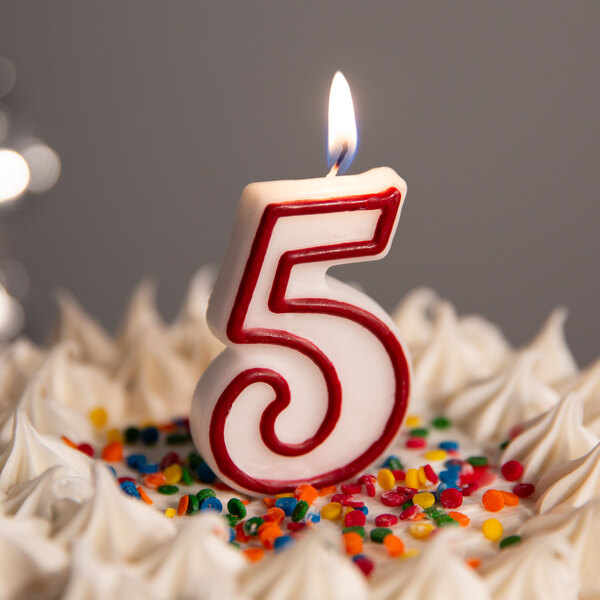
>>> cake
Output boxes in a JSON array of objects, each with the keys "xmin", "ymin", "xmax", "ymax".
[{"xmin": 0, "ymin": 268, "xmax": 598, "ymax": 600}]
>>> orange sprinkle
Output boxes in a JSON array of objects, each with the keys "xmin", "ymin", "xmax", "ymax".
[
  {"xmin": 101, "ymin": 441, "xmax": 123, "ymax": 462},
  {"xmin": 258, "ymin": 522, "xmax": 282, "ymax": 549},
  {"xmin": 262, "ymin": 497, "xmax": 276, "ymax": 508},
  {"xmin": 243, "ymin": 548, "xmax": 265, "ymax": 563},
  {"xmin": 158, "ymin": 423, "xmax": 177, "ymax": 432},
  {"xmin": 448, "ymin": 511, "xmax": 470, "ymax": 527},
  {"xmin": 383, "ymin": 534, "xmax": 405, "ymax": 557},
  {"xmin": 411, "ymin": 512, "xmax": 426, "ymax": 521},
  {"xmin": 482, "ymin": 489, "xmax": 505, "ymax": 512},
  {"xmin": 318, "ymin": 485, "xmax": 337, "ymax": 497},
  {"xmin": 143, "ymin": 472, "xmax": 166, "ymax": 488},
  {"xmin": 61, "ymin": 436, "xmax": 78, "ymax": 449},
  {"xmin": 342, "ymin": 531, "xmax": 363, "ymax": 556},
  {"xmin": 137, "ymin": 487, "xmax": 153, "ymax": 505},
  {"xmin": 267, "ymin": 507, "xmax": 286, "ymax": 523},
  {"xmin": 466, "ymin": 557, "xmax": 482, "ymax": 569},
  {"xmin": 295, "ymin": 484, "xmax": 319, "ymax": 505},
  {"xmin": 500, "ymin": 490, "xmax": 519, "ymax": 506},
  {"xmin": 177, "ymin": 495, "xmax": 189, "ymax": 516},
  {"xmin": 241, "ymin": 499, "xmax": 250, "ymax": 505}
]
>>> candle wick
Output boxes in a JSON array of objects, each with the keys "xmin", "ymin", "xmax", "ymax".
[{"xmin": 327, "ymin": 142, "xmax": 349, "ymax": 178}]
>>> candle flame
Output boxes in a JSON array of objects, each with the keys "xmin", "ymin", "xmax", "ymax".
[{"xmin": 327, "ymin": 71, "xmax": 357, "ymax": 175}]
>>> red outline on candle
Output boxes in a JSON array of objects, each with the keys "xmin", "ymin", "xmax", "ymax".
[{"xmin": 209, "ymin": 187, "xmax": 410, "ymax": 494}]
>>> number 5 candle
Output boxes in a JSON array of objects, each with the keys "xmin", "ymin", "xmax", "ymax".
[{"xmin": 191, "ymin": 72, "xmax": 411, "ymax": 495}]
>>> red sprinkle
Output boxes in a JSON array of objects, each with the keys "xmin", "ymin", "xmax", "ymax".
[
  {"xmin": 406, "ymin": 437, "xmax": 426, "ymax": 449},
  {"xmin": 341, "ymin": 483, "xmax": 362, "ymax": 494},
  {"xmin": 440, "ymin": 488, "xmax": 463, "ymax": 509},
  {"xmin": 375, "ymin": 514, "xmax": 398, "ymax": 527},
  {"xmin": 423, "ymin": 464, "xmax": 438, "ymax": 484},
  {"xmin": 159, "ymin": 451, "xmax": 180, "ymax": 471},
  {"xmin": 381, "ymin": 491, "xmax": 405, "ymax": 507},
  {"xmin": 501, "ymin": 460, "xmax": 524, "ymax": 481},
  {"xmin": 331, "ymin": 493, "xmax": 352, "ymax": 505},
  {"xmin": 77, "ymin": 443, "xmax": 94, "ymax": 457},
  {"xmin": 347, "ymin": 501, "xmax": 365, "ymax": 509},
  {"xmin": 396, "ymin": 486, "xmax": 417, "ymax": 498},
  {"xmin": 461, "ymin": 483, "xmax": 479, "ymax": 496},
  {"xmin": 345, "ymin": 510, "xmax": 367, "ymax": 527},
  {"xmin": 364, "ymin": 480, "xmax": 376, "ymax": 497},
  {"xmin": 400, "ymin": 505, "xmax": 418, "ymax": 520},
  {"xmin": 392, "ymin": 469, "xmax": 405, "ymax": 481},
  {"xmin": 513, "ymin": 482, "xmax": 535, "ymax": 498},
  {"xmin": 287, "ymin": 522, "xmax": 307, "ymax": 531},
  {"xmin": 118, "ymin": 476, "xmax": 136, "ymax": 484},
  {"xmin": 353, "ymin": 556, "xmax": 374, "ymax": 577}
]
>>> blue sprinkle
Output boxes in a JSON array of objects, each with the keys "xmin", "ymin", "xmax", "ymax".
[
  {"xmin": 273, "ymin": 535, "xmax": 295, "ymax": 552},
  {"xmin": 138, "ymin": 462, "xmax": 159, "ymax": 474},
  {"xmin": 140, "ymin": 426, "xmax": 159, "ymax": 445},
  {"xmin": 126, "ymin": 454, "xmax": 147, "ymax": 470},
  {"xmin": 352, "ymin": 554, "xmax": 368, "ymax": 562},
  {"xmin": 107, "ymin": 466, "xmax": 117, "ymax": 477},
  {"xmin": 439, "ymin": 440, "xmax": 459, "ymax": 451},
  {"xmin": 228, "ymin": 528, "xmax": 235, "ymax": 543},
  {"xmin": 306, "ymin": 511, "xmax": 321, "ymax": 524},
  {"xmin": 120, "ymin": 482, "xmax": 141, "ymax": 499},
  {"xmin": 354, "ymin": 505, "xmax": 369, "ymax": 516},
  {"xmin": 444, "ymin": 459, "xmax": 463, "ymax": 470},
  {"xmin": 439, "ymin": 470, "xmax": 459, "ymax": 483},
  {"xmin": 200, "ymin": 496, "xmax": 223, "ymax": 513},
  {"xmin": 275, "ymin": 497, "xmax": 298, "ymax": 516},
  {"xmin": 196, "ymin": 462, "xmax": 217, "ymax": 483},
  {"xmin": 437, "ymin": 482, "xmax": 460, "ymax": 494}
]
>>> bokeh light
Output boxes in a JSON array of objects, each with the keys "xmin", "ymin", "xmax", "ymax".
[
  {"xmin": 0, "ymin": 57, "xmax": 17, "ymax": 99},
  {"xmin": 22, "ymin": 141, "xmax": 61, "ymax": 193},
  {"xmin": 0, "ymin": 284, "xmax": 24, "ymax": 340},
  {"xmin": 0, "ymin": 148, "xmax": 30, "ymax": 204}
]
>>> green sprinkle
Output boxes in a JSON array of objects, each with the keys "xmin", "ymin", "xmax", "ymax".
[
  {"xmin": 467, "ymin": 456, "xmax": 488, "ymax": 467},
  {"xmin": 291, "ymin": 500, "xmax": 309, "ymax": 522},
  {"xmin": 157, "ymin": 484, "xmax": 179, "ymax": 495},
  {"xmin": 187, "ymin": 494, "xmax": 200, "ymax": 514},
  {"xmin": 424, "ymin": 507, "xmax": 445, "ymax": 519},
  {"xmin": 230, "ymin": 541, "xmax": 240, "ymax": 549},
  {"xmin": 227, "ymin": 498, "xmax": 247, "ymax": 519},
  {"xmin": 499, "ymin": 535, "xmax": 522, "ymax": 549},
  {"xmin": 401, "ymin": 500, "xmax": 414, "ymax": 510},
  {"xmin": 181, "ymin": 465, "xmax": 193, "ymax": 486},
  {"xmin": 166, "ymin": 433, "xmax": 191, "ymax": 445},
  {"xmin": 343, "ymin": 526, "xmax": 366, "ymax": 538},
  {"xmin": 243, "ymin": 517, "xmax": 264, "ymax": 536},
  {"xmin": 124, "ymin": 426, "xmax": 140, "ymax": 444},
  {"xmin": 370, "ymin": 527, "xmax": 393, "ymax": 543},
  {"xmin": 223, "ymin": 513, "xmax": 238, "ymax": 527},
  {"xmin": 499, "ymin": 440, "xmax": 510, "ymax": 450},
  {"xmin": 386, "ymin": 457, "xmax": 404, "ymax": 471},
  {"xmin": 409, "ymin": 427, "xmax": 429, "ymax": 438},
  {"xmin": 436, "ymin": 515, "xmax": 459, "ymax": 527},
  {"xmin": 188, "ymin": 451, "xmax": 203, "ymax": 469},
  {"xmin": 196, "ymin": 488, "xmax": 216, "ymax": 502},
  {"xmin": 431, "ymin": 416, "xmax": 451, "ymax": 429}
]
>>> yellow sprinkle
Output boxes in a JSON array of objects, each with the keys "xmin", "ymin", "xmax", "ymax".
[
  {"xmin": 482, "ymin": 518, "xmax": 503, "ymax": 541},
  {"xmin": 89, "ymin": 407, "xmax": 107, "ymax": 428},
  {"xmin": 405, "ymin": 415, "xmax": 421, "ymax": 427},
  {"xmin": 409, "ymin": 522, "xmax": 435, "ymax": 540},
  {"xmin": 321, "ymin": 502, "xmax": 343, "ymax": 520},
  {"xmin": 401, "ymin": 548, "xmax": 421, "ymax": 559},
  {"xmin": 417, "ymin": 466, "xmax": 428, "ymax": 487},
  {"xmin": 275, "ymin": 492, "xmax": 295, "ymax": 499},
  {"xmin": 424, "ymin": 449, "xmax": 447, "ymax": 461},
  {"xmin": 343, "ymin": 506, "xmax": 354, "ymax": 518},
  {"xmin": 106, "ymin": 428, "xmax": 122, "ymax": 443},
  {"xmin": 377, "ymin": 468, "xmax": 396, "ymax": 491},
  {"xmin": 164, "ymin": 464, "xmax": 183, "ymax": 485},
  {"xmin": 165, "ymin": 508, "xmax": 176, "ymax": 518},
  {"xmin": 412, "ymin": 491, "xmax": 436, "ymax": 509},
  {"xmin": 405, "ymin": 468, "xmax": 419, "ymax": 490},
  {"xmin": 140, "ymin": 420, "xmax": 156, "ymax": 429}
]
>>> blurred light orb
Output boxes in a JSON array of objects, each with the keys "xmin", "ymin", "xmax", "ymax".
[
  {"xmin": 22, "ymin": 142, "xmax": 61, "ymax": 193},
  {"xmin": 0, "ymin": 149, "xmax": 30, "ymax": 204},
  {"xmin": 0, "ymin": 58, "xmax": 17, "ymax": 98},
  {"xmin": 0, "ymin": 106, "xmax": 9, "ymax": 144},
  {"xmin": 0, "ymin": 285, "xmax": 24, "ymax": 340}
]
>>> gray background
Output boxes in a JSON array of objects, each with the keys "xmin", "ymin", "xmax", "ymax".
[{"xmin": 0, "ymin": 1, "xmax": 598, "ymax": 364}]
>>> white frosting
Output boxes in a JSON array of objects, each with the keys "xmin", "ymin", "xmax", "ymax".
[
  {"xmin": 407, "ymin": 299, "xmax": 511, "ymax": 408},
  {"xmin": 52, "ymin": 290, "xmax": 118, "ymax": 370},
  {"xmin": 239, "ymin": 524, "xmax": 369, "ymax": 600},
  {"xmin": 391, "ymin": 287, "xmax": 438, "ymax": 353},
  {"xmin": 524, "ymin": 308, "xmax": 578, "ymax": 387},
  {"xmin": 371, "ymin": 531, "xmax": 491, "ymax": 600},
  {"xmin": 0, "ymin": 410, "xmax": 93, "ymax": 493},
  {"xmin": 446, "ymin": 350, "xmax": 560, "ymax": 444},
  {"xmin": 480, "ymin": 532, "xmax": 580, "ymax": 600},
  {"xmin": 140, "ymin": 512, "xmax": 247, "ymax": 600},
  {"xmin": 560, "ymin": 357, "xmax": 600, "ymax": 436},
  {"xmin": 536, "ymin": 443, "xmax": 600, "ymax": 513},
  {"xmin": 1, "ymin": 464, "xmax": 91, "ymax": 522},
  {"xmin": 501, "ymin": 392, "xmax": 599, "ymax": 483},
  {"xmin": 0, "ymin": 338, "xmax": 45, "ymax": 410},
  {"xmin": 0, "ymin": 512, "xmax": 68, "ymax": 600},
  {"xmin": 53, "ymin": 463, "xmax": 175, "ymax": 561},
  {"xmin": 518, "ymin": 500, "xmax": 600, "ymax": 600}
]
